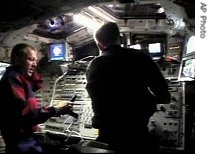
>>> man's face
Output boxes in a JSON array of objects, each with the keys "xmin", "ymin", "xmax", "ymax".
[{"xmin": 22, "ymin": 48, "xmax": 38, "ymax": 77}]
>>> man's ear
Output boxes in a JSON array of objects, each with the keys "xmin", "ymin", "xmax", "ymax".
[
  {"xmin": 97, "ymin": 43, "xmax": 106, "ymax": 51},
  {"xmin": 13, "ymin": 56, "xmax": 24, "ymax": 66}
]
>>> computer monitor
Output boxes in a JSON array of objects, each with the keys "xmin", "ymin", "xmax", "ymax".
[
  {"xmin": 0, "ymin": 62, "xmax": 10, "ymax": 79},
  {"xmin": 48, "ymin": 42, "xmax": 67, "ymax": 61},
  {"xmin": 185, "ymin": 35, "xmax": 195, "ymax": 55},
  {"xmin": 130, "ymin": 33, "xmax": 166, "ymax": 60},
  {"xmin": 129, "ymin": 42, "xmax": 164, "ymax": 60},
  {"xmin": 129, "ymin": 44, "xmax": 141, "ymax": 50},
  {"xmin": 148, "ymin": 42, "xmax": 163, "ymax": 59},
  {"xmin": 178, "ymin": 52, "xmax": 195, "ymax": 81}
]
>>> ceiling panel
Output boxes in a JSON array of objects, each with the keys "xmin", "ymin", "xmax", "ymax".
[{"xmin": 98, "ymin": 3, "xmax": 166, "ymax": 19}]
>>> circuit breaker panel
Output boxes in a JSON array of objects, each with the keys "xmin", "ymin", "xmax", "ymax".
[
  {"xmin": 36, "ymin": 63, "xmax": 98, "ymax": 140},
  {"xmin": 148, "ymin": 77, "xmax": 185, "ymax": 151}
]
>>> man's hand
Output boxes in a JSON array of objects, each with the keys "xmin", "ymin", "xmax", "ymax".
[
  {"xmin": 53, "ymin": 101, "xmax": 73, "ymax": 116},
  {"xmin": 54, "ymin": 101, "xmax": 73, "ymax": 108}
]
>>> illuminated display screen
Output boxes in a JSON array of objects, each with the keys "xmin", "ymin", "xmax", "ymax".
[
  {"xmin": 186, "ymin": 36, "xmax": 195, "ymax": 54},
  {"xmin": 129, "ymin": 44, "xmax": 141, "ymax": 50},
  {"xmin": 181, "ymin": 59, "xmax": 195, "ymax": 78},
  {"xmin": 149, "ymin": 43, "xmax": 161, "ymax": 53},
  {"xmin": 129, "ymin": 43, "xmax": 163, "ymax": 60},
  {"xmin": 49, "ymin": 42, "xmax": 66, "ymax": 61},
  {"xmin": 179, "ymin": 53, "xmax": 195, "ymax": 81},
  {"xmin": 130, "ymin": 33, "xmax": 166, "ymax": 60}
]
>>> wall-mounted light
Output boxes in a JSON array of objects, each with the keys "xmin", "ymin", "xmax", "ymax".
[
  {"xmin": 45, "ymin": 15, "xmax": 66, "ymax": 29},
  {"xmin": 49, "ymin": 19, "xmax": 55, "ymax": 26},
  {"xmin": 157, "ymin": 7, "xmax": 164, "ymax": 14}
]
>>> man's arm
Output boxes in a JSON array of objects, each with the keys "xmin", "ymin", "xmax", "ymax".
[{"xmin": 145, "ymin": 56, "xmax": 171, "ymax": 104}]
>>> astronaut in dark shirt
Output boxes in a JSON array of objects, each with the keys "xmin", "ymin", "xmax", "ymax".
[{"xmin": 86, "ymin": 22, "xmax": 171, "ymax": 153}]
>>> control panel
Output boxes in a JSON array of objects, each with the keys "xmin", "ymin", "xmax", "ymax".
[
  {"xmin": 36, "ymin": 63, "xmax": 98, "ymax": 140},
  {"xmin": 35, "ymin": 60, "xmax": 189, "ymax": 153},
  {"xmin": 148, "ymin": 78, "xmax": 185, "ymax": 151}
]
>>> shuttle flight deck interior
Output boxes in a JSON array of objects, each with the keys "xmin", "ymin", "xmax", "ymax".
[{"xmin": 0, "ymin": 0, "xmax": 194, "ymax": 153}]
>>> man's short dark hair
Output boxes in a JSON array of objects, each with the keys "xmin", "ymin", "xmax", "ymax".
[
  {"xmin": 94, "ymin": 22, "xmax": 120, "ymax": 46},
  {"xmin": 10, "ymin": 43, "xmax": 36, "ymax": 65}
]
